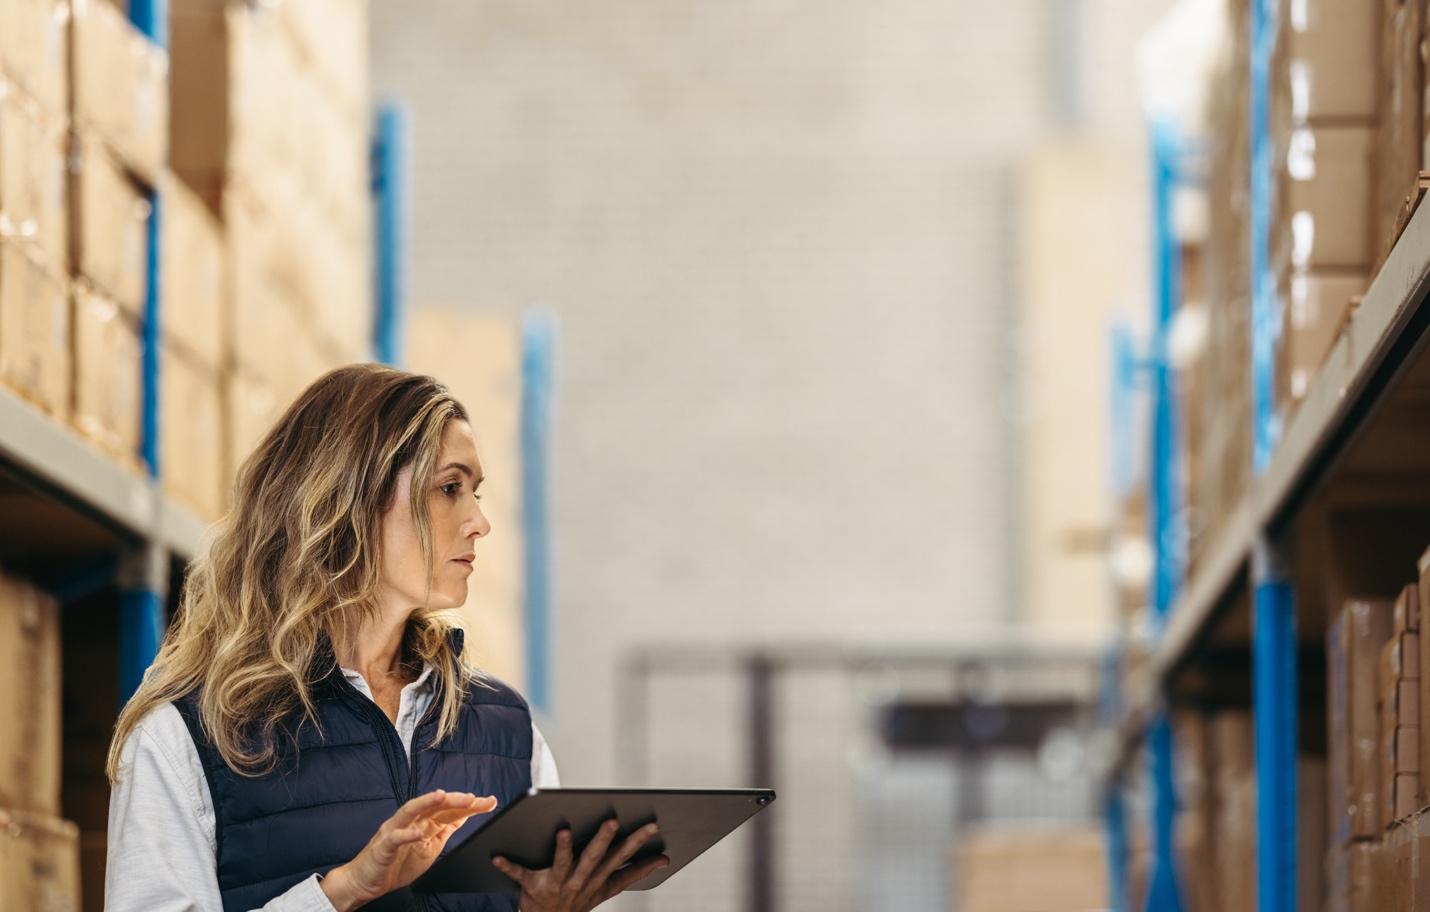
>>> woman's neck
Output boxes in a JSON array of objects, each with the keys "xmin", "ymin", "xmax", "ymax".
[{"xmin": 335, "ymin": 609, "xmax": 412, "ymax": 686}]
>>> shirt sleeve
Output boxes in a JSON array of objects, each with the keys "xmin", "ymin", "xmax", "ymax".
[
  {"xmin": 105, "ymin": 707, "xmax": 339, "ymax": 912},
  {"xmin": 531, "ymin": 722, "xmax": 561, "ymax": 787}
]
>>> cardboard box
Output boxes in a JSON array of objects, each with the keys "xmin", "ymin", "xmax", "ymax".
[
  {"xmin": 159, "ymin": 173, "xmax": 223, "ymax": 367},
  {"xmin": 0, "ymin": 85, "xmax": 67, "ymax": 269},
  {"xmin": 1300, "ymin": 756, "xmax": 1328, "ymax": 912},
  {"xmin": 161, "ymin": 343, "xmax": 224, "ymax": 519},
  {"xmin": 278, "ymin": 0, "xmax": 368, "ymax": 118},
  {"xmin": 69, "ymin": 0, "xmax": 167, "ymax": 183},
  {"xmin": 1421, "ymin": 546, "xmax": 1430, "ymax": 682},
  {"xmin": 1277, "ymin": 270, "xmax": 1362, "ymax": 403},
  {"xmin": 1326, "ymin": 839, "xmax": 1380, "ymax": 912},
  {"xmin": 1276, "ymin": 123, "xmax": 1374, "ymax": 270},
  {"xmin": 68, "ymin": 135, "xmax": 150, "ymax": 316},
  {"xmin": 1387, "ymin": 630, "xmax": 1420, "ymax": 682},
  {"xmin": 1397, "ymin": 582, "xmax": 1421, "ymax": 633},
  {"xmin": 72, "ymin": 285, "xmax": 142, "ymax": 464},
  {"xmin": 169, "ymin": 2, "xmax": 288, "ymax": 210},
  {"xmin": 953, "ymin": 826, "xmax": 1107, "ymax": 912},
  {"xmin": 1375, "ymin": 0, "xmax": 1424, "ymax": 263},
  {"xmin": 1331, "ymin": 599, "xmax": 1394, "ymax": 839},
  {"xmin": 1389, "ymin": 726, "xmax": 1420, "ymax": 774},
  {"xmin": 0, "ymin": 808, "xmax": 79, "ymax": 912},
  {"xmin": 223, "ymin": 367, "xmax": 278, "ymax": 495},
  {"xmin": 1276, "ymin": 0, "xmax": 1378, "ymax": 120},
  {"xmin": 1328, "ymin": 610, "xmax": 1351, "ymax": 844},
  {"xmin": 225, "ymin": 180, "xmax": 281, "ymax": 376},
  {"xmin": 0, "ymin": 240, "xmax": 68, "ymax": 419},
  {"xmin": 0, "ymin": 0, "xmax": 68, "ymax": 118},
  {"xmin": 0, "ymin": 571, "xmax": 61, "ymax": 816}
]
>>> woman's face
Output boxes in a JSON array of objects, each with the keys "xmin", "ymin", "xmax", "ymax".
[{"xmin": 376, "ymin": 419, "xmax": 492, "ymax": 614}]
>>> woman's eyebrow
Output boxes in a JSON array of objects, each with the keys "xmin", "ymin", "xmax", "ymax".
[{"xmin": 439, "ymin": 462, "xmax": 484, "ymax": 485}]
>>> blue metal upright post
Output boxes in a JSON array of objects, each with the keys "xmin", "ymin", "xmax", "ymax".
[
  {"xmin": 119, "ymin": 0, "xmax": 169, "ymax": 706},
  {"xmin": 1250, "ymin": 0, "xmax": 1279, "ymax": 471},
  {"xmin": 1248, "ymin": 0, "xmax": 1299, "ymax": 908},
  {"xmin": 521, "ymin": 310, "xmax": 556, "ymax": 715},
  {"xmin": 1253, "ymin": 539, "xmax": 1298, "ymax": 912},
  {"xmin": 373, "ymin": 104, "xmax": 410, "ymax": 366},
  {"xmin": 1142, "ymin": 120, "xmax": 1185, "ymax": 912}
]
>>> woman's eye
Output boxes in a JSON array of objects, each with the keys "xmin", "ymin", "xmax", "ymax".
[{"xmin": 441, "ymin": 482, "xmax": 461, "ymax": 496}]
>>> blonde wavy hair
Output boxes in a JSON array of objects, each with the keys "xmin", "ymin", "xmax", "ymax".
[{"xmin": 107, "ymin": 364, "xmax": 485, "ymax": 781}]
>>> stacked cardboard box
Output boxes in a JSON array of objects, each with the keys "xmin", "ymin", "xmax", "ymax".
[
  {"xmin": 1173, "ymin": 711, "xmax": 1220, "ymax": 912},
  {"xmin": 1373, "ymin": 0, "xmax": 1424, "ymax": 266},
  {"xmin": 0, "ymin": 809, "xmax": 80, "ymax": 912},
  {"xmin": 1377, "ymin": 586, "xmax": 1420, "ymax": 827},
  {"xmin": 1326, "ymin": 599, "xmax": 1394, "ymax": 911},
  {"xmin": 159, "ymin": 174, "xmax": 225, "ymax": 517},
  {"xmin": 1183, "ymin": 0, "xmax": 1253, "ymax": 572},
  {"xmin": 0, "ymin": 0, "xmax": 70, "ymax": 421},
  {"xmin": 64, "ymin": 0, "xmax": 168, "ymax": 467},
  {"xmin": 1210, "ymin": 711, "xmax": 1256, "ymax": 912},
  {"xmin": 170, "ymin": 0, "xmax": 373, "ymax": 495},
  {"xmin": 953, "ymin": 826, "xmax": 1107, "ymax": 912},
  {"xmin": 1270, "ymin": 0, "xmax": 1376, "ymax": 424},
  {"xmin": 0, "ymin": 569, "xmax": 79, "ymax": 910}
]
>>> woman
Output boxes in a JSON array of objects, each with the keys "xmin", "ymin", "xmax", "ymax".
[{"xmin": 105, "ymin": 365, "xmax": 666, "ymax": 911}]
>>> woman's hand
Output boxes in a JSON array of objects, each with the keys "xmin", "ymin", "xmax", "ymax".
[
  {"xmin": 321, "ymin": 789, "xmax": 499, "ymax": 911},
  {"xmin": 490, "ymin": 819, "xmax": 670, "ymax": 912}
]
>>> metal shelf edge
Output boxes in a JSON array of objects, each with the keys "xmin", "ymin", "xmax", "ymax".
[
  {"xmin": 1258, "ymin": 196, "xmax": 1430, "ymax": 530},
  {"xmin": 1102, "ymin": 199, "xmax": 1430, "ymax": 785},
  {"xmin": 0, "ymin": 385, "xmax": 205, "ymax": 560}
]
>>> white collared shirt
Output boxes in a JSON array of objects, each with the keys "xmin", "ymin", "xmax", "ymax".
[{"xmin": 105, "ymin": 663, "xmax": 559, "ymax": 911}]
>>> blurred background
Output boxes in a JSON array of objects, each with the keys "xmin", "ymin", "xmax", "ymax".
[{"xmin": 7, "ymin": 0, "xmax": 1424, "ymax": 909}]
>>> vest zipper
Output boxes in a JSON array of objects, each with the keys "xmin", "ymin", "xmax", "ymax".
[{"xmin": 336, "ymin": 679, "xmax": 436, "ymax": 910}]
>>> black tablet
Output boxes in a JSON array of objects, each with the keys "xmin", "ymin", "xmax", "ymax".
[{"xmin": 413, "ymin": 787, "xmax": 776, "ymax": 894}]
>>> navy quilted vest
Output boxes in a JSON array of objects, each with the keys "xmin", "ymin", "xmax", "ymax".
[{"xmin": 174, "ymin": 630, "xmax": 531, "ymax": 912}]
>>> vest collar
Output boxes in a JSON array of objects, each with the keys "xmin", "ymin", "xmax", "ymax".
[{"xmin": 312, "ymin": 624, "xmax": 465, "ymax": 686}]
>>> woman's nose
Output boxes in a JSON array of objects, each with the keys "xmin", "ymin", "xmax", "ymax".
[{"xmin": 465, "ymin": 500, "xmax": 492, "ymax": 540}]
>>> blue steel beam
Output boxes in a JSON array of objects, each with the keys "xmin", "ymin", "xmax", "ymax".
[
  {"xmin": 1142, "ymin": 119, "xmax": 1186, "ymax": 912},
  {"xmin": 1253, "ymin": 539, "xmax": 1297, "ymax": 912},
  {"xmin": 120, "ymin": 0, "xmax": 169, "ymax": 706},
  {"xmin": 373, "ymin": 104, "xmax": 410, "ymax": 366},
  {"xmin": 1250, "ymin": 0, "xmax": 1279, "ymax": 471},
  {"xmin": 1249, "ymin": 0, "xmax": 1299, "ymax": 909},
  {"xmin": 521, "ymin": 310, "xmax": 556, "ymax": 715}
]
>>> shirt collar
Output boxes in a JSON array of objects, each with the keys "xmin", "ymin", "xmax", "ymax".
[{"xmin": 339, "ymin": 660, "xmax": 437, "ymax": 692}]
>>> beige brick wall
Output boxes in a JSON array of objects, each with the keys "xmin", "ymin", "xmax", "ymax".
[
  {"xmin": 373, "ymin": 0, "xmax": 1173, "ymax": 846},
  {"xmin": 372, "ymin": 0, "xmax": 1051, "ymax": 786}
]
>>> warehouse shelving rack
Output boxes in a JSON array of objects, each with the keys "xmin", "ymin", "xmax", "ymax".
[
  {"xmin": 1101, "ymin": 1, "xmax": 1430, "ymax": 910},
  {"xmin": 0, "ymin": 17, "xmax": 420, "ymax": 704}
]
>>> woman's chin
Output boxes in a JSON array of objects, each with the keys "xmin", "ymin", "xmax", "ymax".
[{"xmin": 430, "ymin": 584, "xmax": 468, "ymax": 610}]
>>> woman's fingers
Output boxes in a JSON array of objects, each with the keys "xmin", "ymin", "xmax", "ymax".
[
  {"xmin": 597, "ymin": 854, "xmax": 671, "ymax": 903},
  {"xmin": 593, "ymin": 823, "xmax": 661, "ymax": 886},
  {"xmin": 490, "ymin": 855, "xmax": 531, "ymax": 888},
  {"xmin": 551, "ymin": 828, "xmax": 574, "ymax": 880},
  {"xmin": 393, "ymin": 791, "xmax": 496, "ymax": 831},
  {"xmin": 389, "ymin": 790, "xmax": 456, "ymax": 829},
  {"xmin": 570, "ymin": 819, "xmax": 621, "ymax": 887},
  {"xmin": 426, "ymin": 794, "xmax": 498, "ymax": 826}
]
